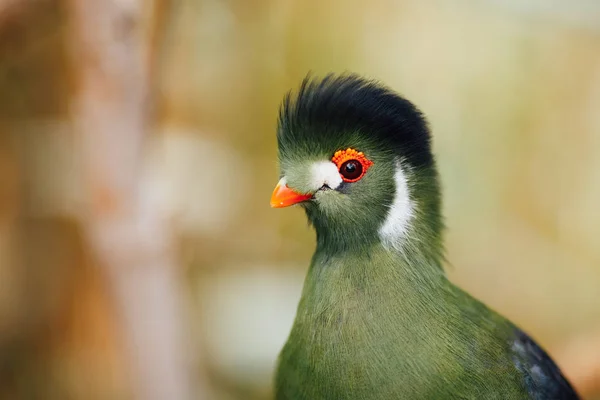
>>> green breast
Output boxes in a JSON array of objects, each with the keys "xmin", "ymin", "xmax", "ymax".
[{"xmin": 275, "ymin": 245, "xmax": 529, "ymax": 400}]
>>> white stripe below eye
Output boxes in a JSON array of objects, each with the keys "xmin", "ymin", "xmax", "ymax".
[
  {"xmin": 379, "ymin": 160, "xmax": 413, "ymax": 250},
  {"xmin": 310, "ymin": 161, "xmax": 342, "ymax": 191}
]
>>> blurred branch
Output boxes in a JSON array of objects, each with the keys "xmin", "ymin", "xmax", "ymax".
[
  {"xmin": 65, "ymin": 0, "xmax": 201, "ymax": 399},
  {"xmin": 0, "ymin": 0, "xmax": 37, "ymax": 24}
]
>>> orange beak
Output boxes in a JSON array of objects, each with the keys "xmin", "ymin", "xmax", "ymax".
[{"xmin": 270, "ymin": 180, "xmax": 312, "ymax": 208}]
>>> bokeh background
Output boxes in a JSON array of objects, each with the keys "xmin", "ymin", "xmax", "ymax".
[{"xmin": 0, "ymin": 0, "xmax": 599, "ymax": 399}]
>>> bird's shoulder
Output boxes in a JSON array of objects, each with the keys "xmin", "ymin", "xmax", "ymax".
[
  {"xmin": 510, "ymin": 328, "xmax": 579, "ymax": 399},
  {"xmin": 443, "ymin": 283, "xmax": 580, "ymax": 399}
]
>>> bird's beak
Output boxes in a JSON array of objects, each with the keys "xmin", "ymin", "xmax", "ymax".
[{"xmin": 270, "ymin": 179, "xmax": 312, "ymax": 208}]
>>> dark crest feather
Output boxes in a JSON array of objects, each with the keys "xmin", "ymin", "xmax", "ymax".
[{"xmin": 278, "ymin": 73, "xmax": 434, "ymax": 168}]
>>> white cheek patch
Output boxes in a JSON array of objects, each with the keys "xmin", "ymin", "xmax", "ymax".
[
  {"xmin": 277, "ymin": 177, "xmax": 287, "ymax": 186},
  {"xmin": 309, "ymin": 161, "xmax": 342, "ymax": 191},
  {"xmin": 379, "ymin": 159, "xmax": 414, "ymax": 250}
]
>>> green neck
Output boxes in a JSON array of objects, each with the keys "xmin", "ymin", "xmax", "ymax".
[
  {"xmin": 277, "ymin": 241, "xmax": 518, "ymax": 399},
  {"xmin": 278, "ymin": 243, "xmax": 451, "ymax": 398},
  {"xmin": 296, "ymin": 242, "xmax": 449, "ymax": 363},
  {"xmin": 307, "ymin": 238, "xmax": 446, "ymax": 304}
]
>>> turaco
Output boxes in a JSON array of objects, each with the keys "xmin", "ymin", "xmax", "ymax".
[{"xmin": 270, "ymin": 74, "xmax": 579, "ymax": 400}]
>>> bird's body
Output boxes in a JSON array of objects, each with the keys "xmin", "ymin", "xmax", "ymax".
[
  {"xmin": 277, "ymin": 244, "xmax": 573, "ymax": 399},
  {"xmin": 271, "ymin": 74, "xmax": 579, "ymax": 399}
]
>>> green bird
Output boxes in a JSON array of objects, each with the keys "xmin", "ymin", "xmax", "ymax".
[{"xmin": 270, "ymin": 74, "xmax": 579, "ymax": 399}]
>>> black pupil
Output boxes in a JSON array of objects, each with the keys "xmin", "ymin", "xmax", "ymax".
[{"xmin": 340, "ymin": 160, "xmax": 363, "ymax": 180}]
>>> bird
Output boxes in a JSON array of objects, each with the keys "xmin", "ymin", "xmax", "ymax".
[{"xmin": 270, "ymin": 74, "xmax": 580, "ymax": 400}]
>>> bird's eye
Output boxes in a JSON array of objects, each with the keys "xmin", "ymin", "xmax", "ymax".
[
  {"xmin": 331, "ymin": 148, "xmax": 373, "ymax": 183},
  {"xmin": 340, "ymin": 160, "xmax": 362, "ymax": 181}
]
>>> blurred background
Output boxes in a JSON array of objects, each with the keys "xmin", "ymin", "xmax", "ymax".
[{"xmin": 0, "ymin": 0, "xmax": 599, "ymax": 399}]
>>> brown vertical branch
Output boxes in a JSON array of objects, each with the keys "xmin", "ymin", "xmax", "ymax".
[{"xmin": 65, "ymin": 1, "xmax": 197, "ymax": 399}]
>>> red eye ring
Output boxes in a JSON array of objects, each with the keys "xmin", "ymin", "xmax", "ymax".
[{"xmin": 331, "ymin": 148, "xmax": 373, "ymax": 183}]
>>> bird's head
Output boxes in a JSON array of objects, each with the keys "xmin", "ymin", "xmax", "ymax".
[{"xmin": 271, "ymin": 74, "xmax": 443, "ymax": 258}]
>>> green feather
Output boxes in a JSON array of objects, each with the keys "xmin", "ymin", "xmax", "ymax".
[{"xmin": 276, "ymin": 244, "xmax": 528, "ymax": 399}]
